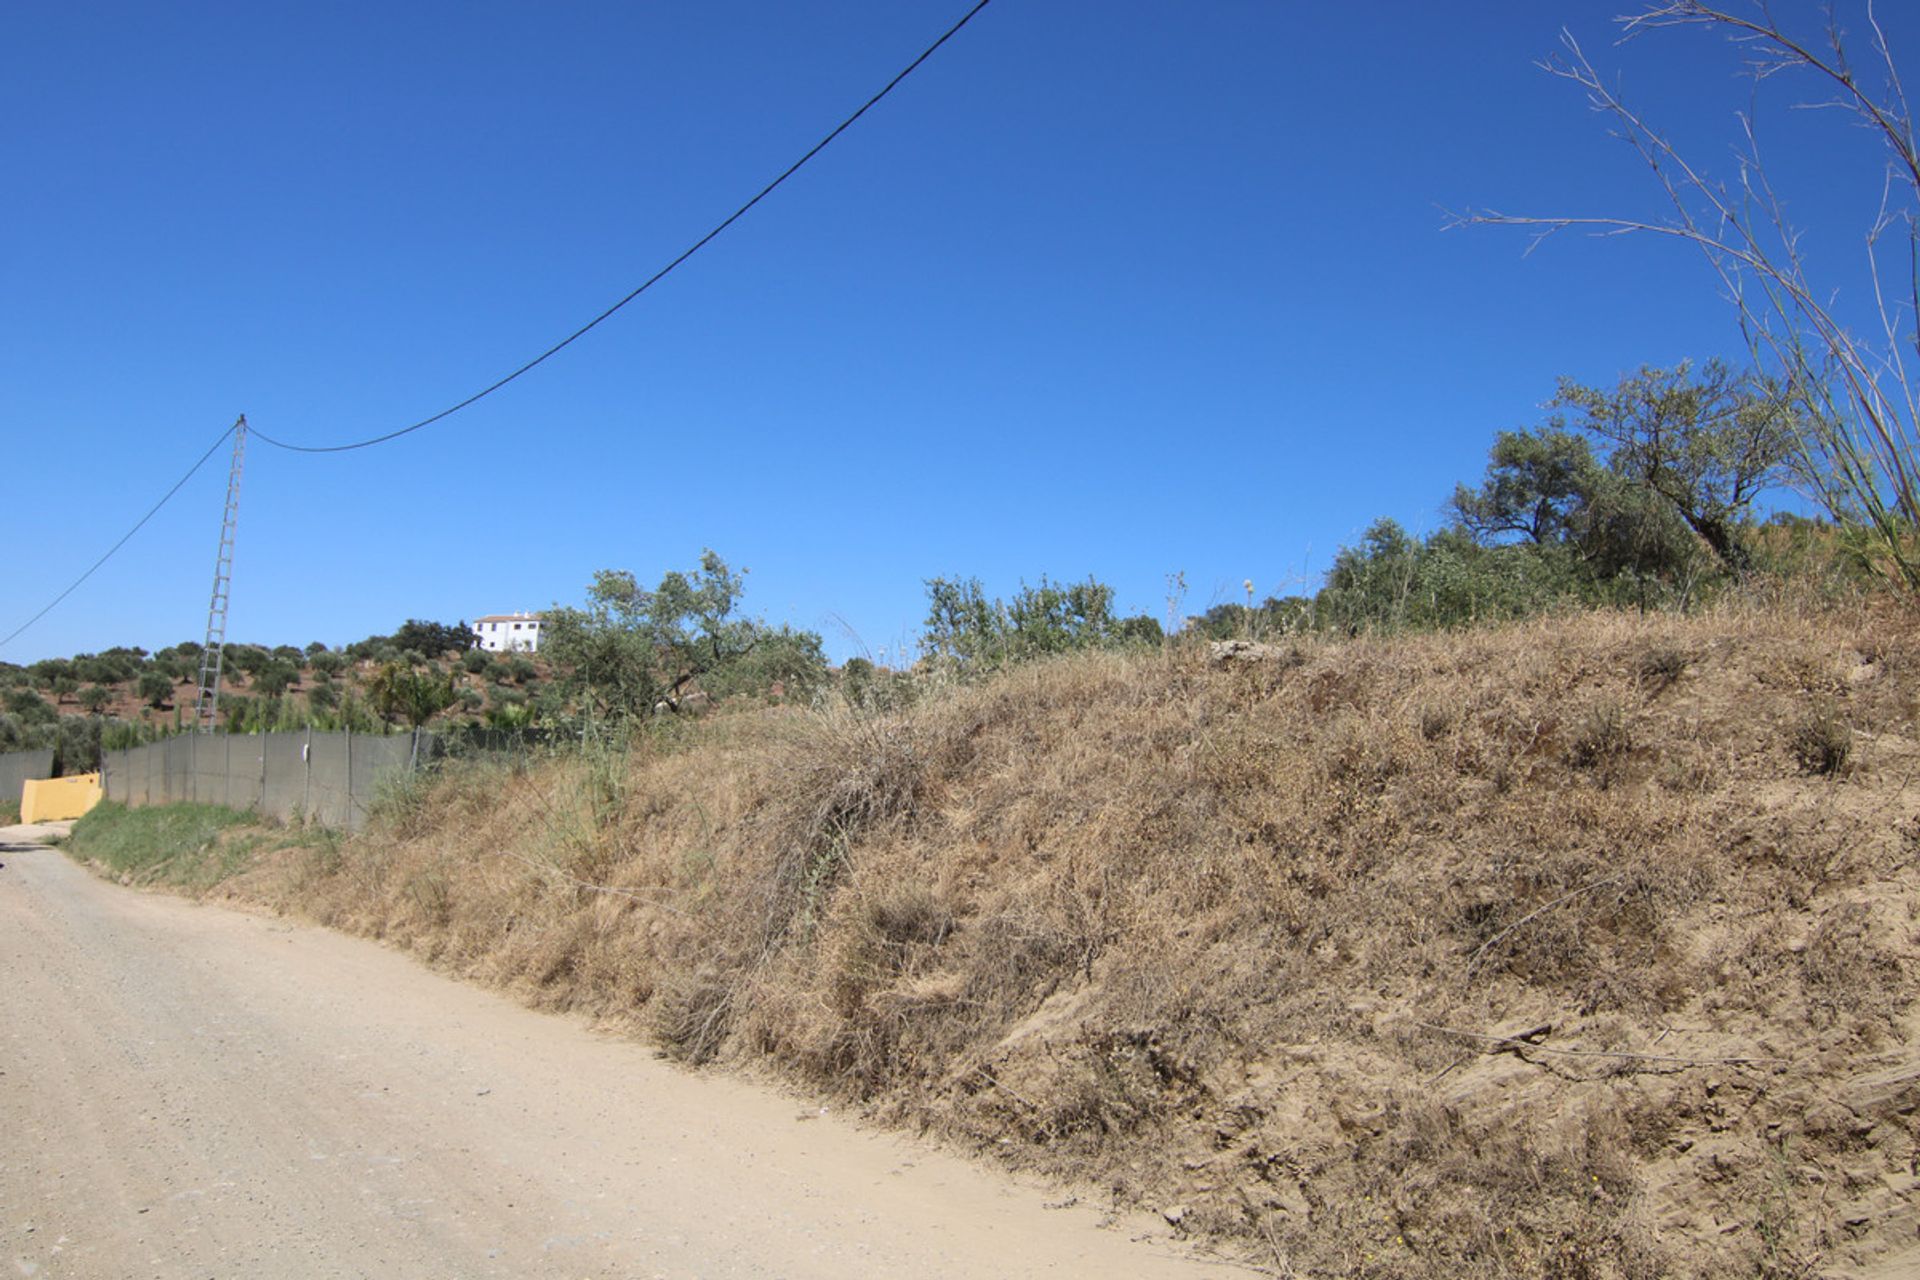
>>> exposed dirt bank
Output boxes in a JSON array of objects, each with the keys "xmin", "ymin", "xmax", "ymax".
[{"xmin": 80, "ymin": 602, "xmax": 1920, "ymax": 1277}]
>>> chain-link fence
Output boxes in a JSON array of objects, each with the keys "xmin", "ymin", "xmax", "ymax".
[{"xmin": 101, "ymin": 730, "xmax": 433, "ymax": 832}]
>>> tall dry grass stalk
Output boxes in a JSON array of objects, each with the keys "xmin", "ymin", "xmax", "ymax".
[{"xmin": 1465, "ymin": 3, "xmax": 1920, "ymax": 590}]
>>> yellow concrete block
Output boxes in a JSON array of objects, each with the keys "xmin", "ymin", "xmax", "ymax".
[{"xmin": 20, "ymin": 773, "xmax": 103, "ymax": 824}]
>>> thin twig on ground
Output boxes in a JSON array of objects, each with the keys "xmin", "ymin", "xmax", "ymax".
[
  {"xmin": 1414, "ymin": 1022, "xmax": 1787, "ymax": 1068},
  {"xmin": 1465, "ymin": 877, "xmax": 1621, "ymax": 979}
]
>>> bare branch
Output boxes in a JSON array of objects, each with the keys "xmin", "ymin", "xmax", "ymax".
[
  {"xmin": 1413, "ymin": 1022, "xmax": 1787, "ymax": 1069},
  {"xmin": 1463, "ymin": 3, "xmax": 1920, "ymax": 587}
]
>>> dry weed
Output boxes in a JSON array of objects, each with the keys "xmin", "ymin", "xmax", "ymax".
[
  {"xmin": 200, "ymin": 602, "xmax": 1920, "ymax": 1278},
  {"xmin": 1788, "ymin": 701, "xmax": 1854, "ymax": 776}
]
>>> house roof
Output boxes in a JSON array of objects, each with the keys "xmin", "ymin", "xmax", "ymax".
[{"xmin": 473, "ymin": 614, "xmax": 544, "ymax": 624}]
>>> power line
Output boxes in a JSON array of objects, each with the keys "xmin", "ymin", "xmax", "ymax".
[
  {"xmin": 0, "ymin": 421, "xmax": 239, "ymax": 653},
  {"xmin": 0, "ymin": 3, "xmax": 992, "ymax": 654},
  {"xmin": 250, "ymin": 0, "xmax": 993, "ymax": 455}
]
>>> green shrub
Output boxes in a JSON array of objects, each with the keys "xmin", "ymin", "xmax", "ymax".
[
  {"xmin": 698, "ymin": 626, "xmax": 828, "ymax": 703},
  {"xmin": 394, "ymin": 619, "xmax": 476, "ymax": 657},
  {"xmin": 51, "ymin": 716, "xmax": 102, "ymax": 775},
  {"xmin": 253, "ymin": 659, "xmax": 301, "ymax": 697},
  {"xmin": 922, "ymin": 574, "xmax": 1123, "ymax": 671},
  {"xmin": 72, "ymin": 652, "xmax": 138, "ymax": 685},
  {"xmin": 366, "ymin": 661, "xmax": 457, "ymax": 728},
  {"xmin": 29, "ymin": 658, "xmax": 73, "ymax": 686},
  {"xmin": 841, "ymin": 657, "xmax": 876, "ymax": 703},
  {"xmin": 1112, "ymin": 613, "xmax": 1165, "ymax": 647},
  {"xmin": 7, "ymin": 688, "xmax": 55, "ymax": 723},
  {"xmin": 226, "ymin": 645, "xmax": 269, "ymax": 676}
]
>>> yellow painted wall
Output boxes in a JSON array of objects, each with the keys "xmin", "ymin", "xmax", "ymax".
[{"xmin": 20, "ymin": 773, "xmax": 102, "ymax": 824}]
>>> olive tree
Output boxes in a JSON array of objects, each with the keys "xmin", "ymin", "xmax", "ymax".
[
  {"xmin": 544, "ymin": 550, "xmax": 823, "ymax": 720},
  {"xmin": 137, "ymin": 671, "xmax": 174, "ymax": 710},
  {"xmin": 1552, "ymin": 361, "xmax": 1794, "ymax": 572},
  {"xmin": 1449, "ymin": 427, "xmax": 1605, "ymax": 547},
  {"xmin": 366, "ymin": 662, "xmax": 456, "ymax": 728}
]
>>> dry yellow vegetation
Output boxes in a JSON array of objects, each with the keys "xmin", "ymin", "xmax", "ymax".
[{"xmin": 198, "ymin": 600, "xmax": 1918, "ymax": 1278}]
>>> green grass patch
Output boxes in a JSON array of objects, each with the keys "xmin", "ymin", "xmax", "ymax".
[
  {"xmin": 66, "ymin": 801, "xmax": 269, "ymax": 890},
  {"xmin": 0, "ymin": 799, "xmax": 19, "ymax": 825}
]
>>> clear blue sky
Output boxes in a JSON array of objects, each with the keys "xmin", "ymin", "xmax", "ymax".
[{"xmin": 2, "ymin": 2, "xmax": 1907, "ymax": 663}]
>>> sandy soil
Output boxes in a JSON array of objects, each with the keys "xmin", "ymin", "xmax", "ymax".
[{"xmin": 0, "ymin": 828, "xmax": 1233, "ymax": 1279}]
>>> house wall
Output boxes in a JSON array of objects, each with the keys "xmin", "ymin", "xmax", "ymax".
[{"xmin": 472, "ymin": 616, "xmax": 542, "ymax": 653}]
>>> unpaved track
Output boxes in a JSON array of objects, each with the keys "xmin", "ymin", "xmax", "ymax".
[{"xmin": 0, "ymin": 833, "xmax": 1231, "ymax": 1279}]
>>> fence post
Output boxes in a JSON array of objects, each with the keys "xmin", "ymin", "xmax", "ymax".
[{"xmin": 302, "ymin": 725, "xmax": 312, "ymax": 820}]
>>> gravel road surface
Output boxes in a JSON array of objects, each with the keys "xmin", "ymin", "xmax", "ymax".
[{"xmin": 0, "ymin": 829, "xmax": 1233, "ymax": 1279}]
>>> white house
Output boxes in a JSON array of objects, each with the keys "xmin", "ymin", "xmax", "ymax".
[{"xmin": 473, "ymin": 612, "xmax": 544, "ymax": 653}]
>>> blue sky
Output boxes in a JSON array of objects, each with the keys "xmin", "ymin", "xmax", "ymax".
[{"xmin": 2, "ymin": 1, "xmax": 1908, "ymax": 662}]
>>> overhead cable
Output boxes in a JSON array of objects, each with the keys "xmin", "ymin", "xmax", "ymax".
[
  {"xmin": 0, "ymin": 1, "xmax": 994, "ymax": 652},
  {"xmin": 0, "ymin": 422, "xmax": 239, "ymax": 652},
  {"xmin": 250, "ymin": 0, "xmax": 993, "ymax": 455}
]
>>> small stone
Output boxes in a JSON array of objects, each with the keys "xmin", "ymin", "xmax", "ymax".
[
  {"xmin": 1163, "ymin": 1205, "xmax": 1188, "ymax": 1227},
  {"xmin": 1208, "ymin": 640, "xmax": 1287, "ymax": 666}
]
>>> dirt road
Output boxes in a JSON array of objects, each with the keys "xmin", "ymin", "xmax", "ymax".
[{"xmin": 0, "ymin": 830, "xmax": 1233, "ymax": 1279}]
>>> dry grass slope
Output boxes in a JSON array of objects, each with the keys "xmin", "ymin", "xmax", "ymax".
[{"xmin": 210, "ymin": 602, "xmax": 1920, "ymax": 1279}]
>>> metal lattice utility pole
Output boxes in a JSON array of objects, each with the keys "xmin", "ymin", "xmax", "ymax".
[{"xmin": 193, "ymin": 415, "xmax": 248, "ymax": 733}]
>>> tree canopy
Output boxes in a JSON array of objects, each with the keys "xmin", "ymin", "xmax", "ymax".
[
  {"xmin": 1552, "ymin": 361, "xmax": 1794, "ymax": 572},
  {"xmin": 543, "ymin": 551, "xmax": 826, "ymax": 721},
  {"xmin": 920, "ymin": 574, "xmax": 1166, "ymax": 671}
]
